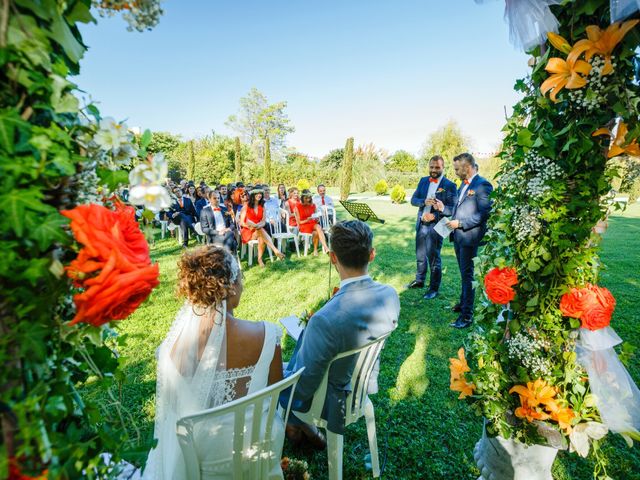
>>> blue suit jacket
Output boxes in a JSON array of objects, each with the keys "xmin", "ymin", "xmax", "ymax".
[
  {"xmin": 168, "ymin": 196, "xmax": 196, "ymax": 223},
  {"xmin": 446, "ymin": 175, "xmax": 493, "ymax": 247},
  {"xmin": 286, "ymin": 278, "xmax": 399, "ymax": 434},
  {"xmin": 410, "ymin": 176, "xmax": 457, "ymax": 231}
]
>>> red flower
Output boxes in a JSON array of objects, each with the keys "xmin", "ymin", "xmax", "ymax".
[
  {"xmin": 484, "ymin": 267, "xmax": 518, "ymax": 304},
  {"xmin": 61, "ymin": 203, "xmax": 159, "ymax": 327},
  {"xmin": 559, "ymin": 284, "xmax": 616, "ymax": 331},
  {"xmin": 8, "ymin": 457, "xmax": 47, "ymax": 480}
]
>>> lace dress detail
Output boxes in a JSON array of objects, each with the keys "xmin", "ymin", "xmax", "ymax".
[{"xmin": 208, "ymin": 366, "xmax": 255, "ymax": 407}]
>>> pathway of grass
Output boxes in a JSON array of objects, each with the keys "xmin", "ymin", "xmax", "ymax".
[{"xmin": 92, "ymin": 198, "xmax": 640, "ymax": 479}]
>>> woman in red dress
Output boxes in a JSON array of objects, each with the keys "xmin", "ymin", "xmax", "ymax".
[
  {"xmin": 285, "ymin": 187, "xmax": 300, "ymax": 228},
  {"xmin": 294, "ymin": 189, "xmax": 330, "ymax": 256},
  {"xmin": 240, "ymin": 189, "xmax": 285, "ymax": 266}
]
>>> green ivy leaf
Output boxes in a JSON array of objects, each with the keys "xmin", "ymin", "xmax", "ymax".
[
  {"xmin": 30, "ymin": 213, "xmax": 69, "ymax": 250},
  {"xmin": 48, "ymin": 7, "xmax": 85, "ymax": 64},
  {"xmin": 0, "ymin": 188, "xmax": 54, "ymax": 236},
  {"xmin": 65, "ymin": 2, "xmax": 95, "ymax": 24},
  {"xmin": 97, "ymin": 168, "xmax": 129, "ymax": 191},
  {"xmin": 0, "ymin": 111, "xmax": 28, "ymax": 154},
  {"xmin": 516, "ymin": 128, "xmax": 534, "ymax": 147}
]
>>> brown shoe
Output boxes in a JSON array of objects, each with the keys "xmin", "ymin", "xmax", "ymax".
[
  {"xmin": 285, "ymin": 424, "xmax": 304, "ymax": 446},
  {"xmin": 299, "ymin": 423, "xmax": 327, "ymax": 451}
]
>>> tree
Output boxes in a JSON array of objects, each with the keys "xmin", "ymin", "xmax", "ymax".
[
  {"xmin": 234, "ymin": 137, "xmax": 242, "ymax": 181},
  {"xmin": 352, "ymin": 143, "xmax": 386, "ymax": 192},
  {"xmin": 188, "ymin": 140, "xmax": 196, "ymax": 180},
  {"xmin": 264, "ymin": 136, "xmax": 272, "ymax": 185},
  {"xmin": 225, "ymin": 87, "xmax": 295, "ymax": 162},
  {"xmin": 147, "ymin": 131, "xmax": 180, "ymax": 155},
  {"xmin": 421, "ymin": 120, "xmax": 470, "ymax": 179},
  {"xmin": 387, "ymin": 150, "xmax": 418, "ymax": 173},
  {"xmin": 340, "ymin": 137, "xmax": 354, "ymax": 201},
  {"xmin": 320, "ymin": 148, "xmax": 343, "ymax": 185}
]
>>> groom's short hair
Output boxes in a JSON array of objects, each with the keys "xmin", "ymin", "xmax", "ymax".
[
  {"xmin": 453, "ymin": 152, "xmax": 476, "ymax": 168},
  {"xmin": 330, "ymin": 220, "xmax": 373, "ymax": 269}
]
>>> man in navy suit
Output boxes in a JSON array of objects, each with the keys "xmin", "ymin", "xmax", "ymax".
[
  {"xmin": 436, "ymin": 153, "xmax": 493, "ymax": 328},
  {"xmin": 200, "ymin": 191, "xmax": 237, "ymax": 253},
  {"xmin": 408, "ymin": 155, "xmax": 457, "ymax": 299},
  {"xmin": 169, "ymin": 186, "xmax": 197, "ymax": 248}
]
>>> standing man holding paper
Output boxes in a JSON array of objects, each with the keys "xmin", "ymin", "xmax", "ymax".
[
  {"xmin": 435, "ymin": 153, "xmax": 493, "ymax": 329},
  {"xmin": 408, "ymin": 155, "xmax": 457, "ymax": 300}
]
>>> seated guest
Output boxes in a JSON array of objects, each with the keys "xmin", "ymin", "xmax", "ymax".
[
  {"xmin": 169, "ymin": 186, "xmax": 197, "ymax": 248},
  {"xmin": 277, "ymin": 183, "xmax": 288, "ymax": 208},
  {"xmin": 285, "ymin": 187, "xmax": 300, "ymax": 229},
  {"xmin": 218, "ymin": 184, "xmax": 228, "ymax": 204},
  {"xmin": 263, "ymin": 186, "xmax": 282, "ymax": 234},
  {"xmin": 283, "ymin": 220, "xmax": 400, "ymax": 449},
  {"xmin": 240, "ymin": 189, "xmax": 285, "ymax": 266},
  {"xmin": 294, "ymin": 189, "xmax": 330, "ymax": 256},
  {"xmin": 194, "ymin": 186, "xmax": 208, "ymax": 220},
  {"xmin": 142, "ymin": 246, "xmax": 285, "ymax": 479},
  {"xmin": 200, "ymin": 191, "xmax": 237, "ymax": 253},
  {"xmin": 232, "ymin": 187, "xmax": 247, "ymax": 215},
  {"xmin": 312, "ymin": 183, "xmax": 334, "ymax": 210}
]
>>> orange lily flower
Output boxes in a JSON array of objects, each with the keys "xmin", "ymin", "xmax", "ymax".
[
  {"xmin": 449, "ymin": 348, "xmax": 471, "ymax": 380},
  {"xmin": 547, "ymin": 32, "xmax": 572, "ymax": 54},
  {"xmin": 540, "ymin": 52, "xmax": 591, "ymax": 102},
  {"xmin": 450, "ymin": 376, "xmax": 475, "ymax": 399},
  {"xmin": 593, "ymin": 121, "xmax": 640, "ymax": 158},
  {"xmin": 514, "ymin": 399, "xmax": 551, "ymax": 422},
  {"xmin": 551, "ymin": 406, "xmax": 576, "ymax": 433},
  {"xmin": 568, "ymin": 20, "xmax": 639, "ymax": 75},
  {"xmin": 509, "ymin": 379, "xmax": 558, "ymax": 409}
]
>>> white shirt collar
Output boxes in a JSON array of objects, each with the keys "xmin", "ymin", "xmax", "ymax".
[
  {"xmin": 339, "ymin": 274, "xmax": 371, "ymax": 288},
  {"xmin": 465, "ymin": 173, "xmax": 478, "ymax": 185}
]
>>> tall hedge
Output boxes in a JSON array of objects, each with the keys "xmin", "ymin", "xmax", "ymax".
[{"xmin": 340, "ymin": 137, "xmax": 354, "ymax": 201}]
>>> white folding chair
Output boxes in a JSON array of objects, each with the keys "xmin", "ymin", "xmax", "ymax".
[
  {"xmin": 319, "ymin": 206, "xmax": 336, "ymax": 250},
  {"xmin": 291, "ymin": 332, "xmax": 392, "ymax": 480},
  {"xmin": 270, "ymin": 208, "xmax": 300, "ymax": 257},
  {"xmin": 176, "ymin": 369, "xmax": 304, "ymax": 480},
  {"xmin": 193, "ymin": 222, "xmax": 206, "ymax": 244}
]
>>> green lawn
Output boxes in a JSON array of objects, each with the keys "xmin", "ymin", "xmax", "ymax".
[{"xmin": 96, "ymin": 195, "xmax": 640, "ymax": 479}]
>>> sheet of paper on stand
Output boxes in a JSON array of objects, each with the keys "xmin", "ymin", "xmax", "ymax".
[
  {"xmin": 280, "ymin": 315, "xmax": 304, "ymax": 341},
  {"xmin": 434, "ymin": 217, "xmax": 453, "ymax": 238}
]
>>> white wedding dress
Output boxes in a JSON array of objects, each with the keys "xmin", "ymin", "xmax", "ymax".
[{"xmin": 142, "ymin": 301, "xmax": 283, "ymax": 479}]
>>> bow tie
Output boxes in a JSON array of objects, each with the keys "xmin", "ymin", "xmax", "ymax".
[
  {"xmin": 429, "ymin": 178, "xmax": 439, "ymax": 184},
  {"xmin": 464, "ymin": 179, "xmax": 470, "ymax": 185},
  {"xmin": 213, "ymin": 208, "xmax": 221, "ymax": 211}
]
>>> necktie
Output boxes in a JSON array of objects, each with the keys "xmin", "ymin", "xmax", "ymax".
[
  {"xmin": 429, "ymin": 178, "xmax": 438, "ymax": 184},
  {"xmin": 214, "ymin": 208, "xmax": 221, "ymax": 212},
  {"xmin": 321, "ymin": 196, "xmax": 325, "ymax": 205},
  {"xmin": 464, "ymin": 179, "xmax": 470, "ymax": 185},
  {"xmin": 178, "ymin": 198, "xmax": 183, "ymax": 208}
]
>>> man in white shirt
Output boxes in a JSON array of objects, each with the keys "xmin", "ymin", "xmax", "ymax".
[
  {"xmin": 312, "ymin": 184, "xmax": 334, "ymax": 210},
  {"xmin": 262, "ymin": 186, "xmax": 282, "ymax": 235},
  {"xmin": 200, "ymin": 191, "xmax": 237, "ymax": 253}
]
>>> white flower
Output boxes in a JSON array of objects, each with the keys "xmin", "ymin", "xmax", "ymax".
[
  {"xmin": 569, "ymin": 421, "xmax": 608, "ymax": 457},
  {"xmin": 129, "ymin": 184, "xmax": 172, "ymax": 212},
  {"xmin": 93, "ymin": 117, "xmax": 131, "ymax": 152}
]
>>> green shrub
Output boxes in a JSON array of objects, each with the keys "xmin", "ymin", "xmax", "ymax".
[
  {"xmin": 297, "ymin": 178, "xmax": 311, "ymax": 191},
  {"xmin": 390, "ymin": 184, "xmax": 406, "ymax": 204},
  {"xmin": 374, "ymin": 179, "xmax": 388, "ymax": 195}
]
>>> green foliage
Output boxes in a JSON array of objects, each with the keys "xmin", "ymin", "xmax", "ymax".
[
  {"xmin": 234, "ymin": 136, "xmax": 242, "ymax": 181},
  {"xmin": 475, "ymin": 156, "xmax": 504, "ymax": 184},
  {"xmin": 187, "ymin": 140, "xmax": 196, "ymax": 180},
  {"xmin": 387, "ymin": 150, "xmax": 418, "ymax": 173},
  {"xmin": 374, "ymin": 179, "xmax": 389, "ymax": 195},
  {"xmin": 0, "ymin": 0, "xmax": 162, "ymax": 477},
  {"xmin": 421, "ymin": 120, "xmax": 470, "ymax": 179},
  {"xmin": 390, "ymin": 184, "xmax": 407, "ymax": 203},
  {"xmin": 351, "ymin": 143, "xmax": 387, "ymax": 193},
  {"xmin": 264, "ymin": 136, "xmax": 272, "ymax": 185},
  {"xmin": 147, "ymin": 131, "xmax": 180, "ymax": 155},
  {"xmin": 340, "ymin": 137, "xmax": 354, "ymax": 201}
]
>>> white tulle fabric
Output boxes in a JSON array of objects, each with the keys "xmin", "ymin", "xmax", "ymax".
[
  {"xmin": 142, "ymin": 299, "xmax": 283, "ymax": 480},
  {"xmin": 474, "ymin": 0, "xmax": 562, "ymax": 51},
  {"xmin": 576, "ymin": 327, "xmax": 640, "ymax": 439},
  {"xmin": 610, "ymin": 0, "xmax": 640, "ymax": 22}
]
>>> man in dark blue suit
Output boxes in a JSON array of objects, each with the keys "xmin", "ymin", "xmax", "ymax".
[
  {"xmin": 200, "ymin": 190, "xmax": 237, "ymax": 253},
  {"xmin": 408, "ymin": 155, "xmax": 457, "ymax": 299},
  {"xmin": 169, "ymin": 186, "xmax": 197, "ymax": 248},
  {"xmin": 436, "ymin": 153, "xmax": 493, "ymax": 328}
]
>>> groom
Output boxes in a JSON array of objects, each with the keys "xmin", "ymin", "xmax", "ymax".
[{"xmin": 282, "ymin": 220, "xmax": 400, "ymax": 448}]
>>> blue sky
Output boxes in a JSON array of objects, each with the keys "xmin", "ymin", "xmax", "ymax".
[{"xmin": 76, "ymin": 1, "xmax": 530, "ymax": 157}]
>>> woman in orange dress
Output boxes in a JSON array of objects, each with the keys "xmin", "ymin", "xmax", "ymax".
[
  {"xmin": 240, "ymin": 189, "xmax": 285, "ymax": 266},
  {"xmin": 285, "ymin": 187, "xmax": 300, "ymax": 228},
  {"xmin": 294, "ymin": 189, "xmax": 330, "ymax": 256}
]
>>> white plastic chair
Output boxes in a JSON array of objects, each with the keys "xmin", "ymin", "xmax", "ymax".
[
  {"xmin": 319, "ymin": 206, "xmax": 336, "ymax": 243},
  {"xmin": 291, "ymin": 331, "xmax": 392, "ymax": 480},
  {"xmin": 176, "ymin": 369, "xmax": 304, "ymax": 480},
  {"xmin": 193, "ymin": 222, "xmax": 206, "ymax": 244},
  {"xmin": 271, "ymin": 208, "xmax": 300, "ymax": 257}
]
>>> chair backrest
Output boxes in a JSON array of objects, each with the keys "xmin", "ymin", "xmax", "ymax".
[
  {"xmin": 319, "ymin": 206, "xmax": 336, "ymax": 231},
  {"xmin": 304, "ymin": 331, "xmax": 392, "ymax": 427},
  {"xmin": 193, "ymin": 222, "xmax": 204, "ymax": 236},
  {"xmin": 270, "ymin": 209, "xmax": 286, "ymax": 236},
  {"xmin": 280, "ymin": 208, "xmax": 298, "ymax": 235},
  {"xmin": 176, "ymin": 368, "xmax": 304, "ymax": 480}
]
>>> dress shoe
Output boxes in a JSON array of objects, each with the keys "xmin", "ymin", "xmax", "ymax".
[
  {"xmin": 423, "ymin": 290, "xmax": 439, "ymax": 300},
  {"xmin": 451, "ymin": 303, "xmax": 462, "ymax": 312},
  {"xmin": 407, "ymin": 280, "xmax": 425, "ymax": 289},
  {"xmin": 449, "ymin": 316, "xmax": 473, "ymax": 329},
  {"xmin": 286, "ymin": 423, "xmax": 326, "ymax": 451}
]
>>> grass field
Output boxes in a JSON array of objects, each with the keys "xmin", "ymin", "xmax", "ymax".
[{"xmin": 96, "ymin": 193, "xmax": 640, "ymax": 479}]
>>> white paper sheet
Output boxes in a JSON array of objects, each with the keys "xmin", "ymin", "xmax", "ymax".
[
  {"xmin": 434, "ymin": 217, "xmax": 453, "ymax": 238},
  {"xmin": 279, "ymin": 315, "xmax": 304, "ymax": 341}
]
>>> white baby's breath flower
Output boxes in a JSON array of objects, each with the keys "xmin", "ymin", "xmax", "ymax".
[{"xmin": 93, "ymin": 117, "xmax": 131, "ymax": 152}]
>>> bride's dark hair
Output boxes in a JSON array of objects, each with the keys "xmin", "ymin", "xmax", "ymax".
[{"xmin": 177, "ymin": 246, "xmax": 239, "ymax": 308}]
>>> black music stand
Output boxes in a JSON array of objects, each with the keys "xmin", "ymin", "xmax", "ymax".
[{"xmin": 339, "ymin": 200, "xmax": 385, "ymax": 224}]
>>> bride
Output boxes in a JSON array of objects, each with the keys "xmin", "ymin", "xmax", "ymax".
[{"xmin": 142, "ymin": 245, "xmax": 284, "ymax": 479}]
